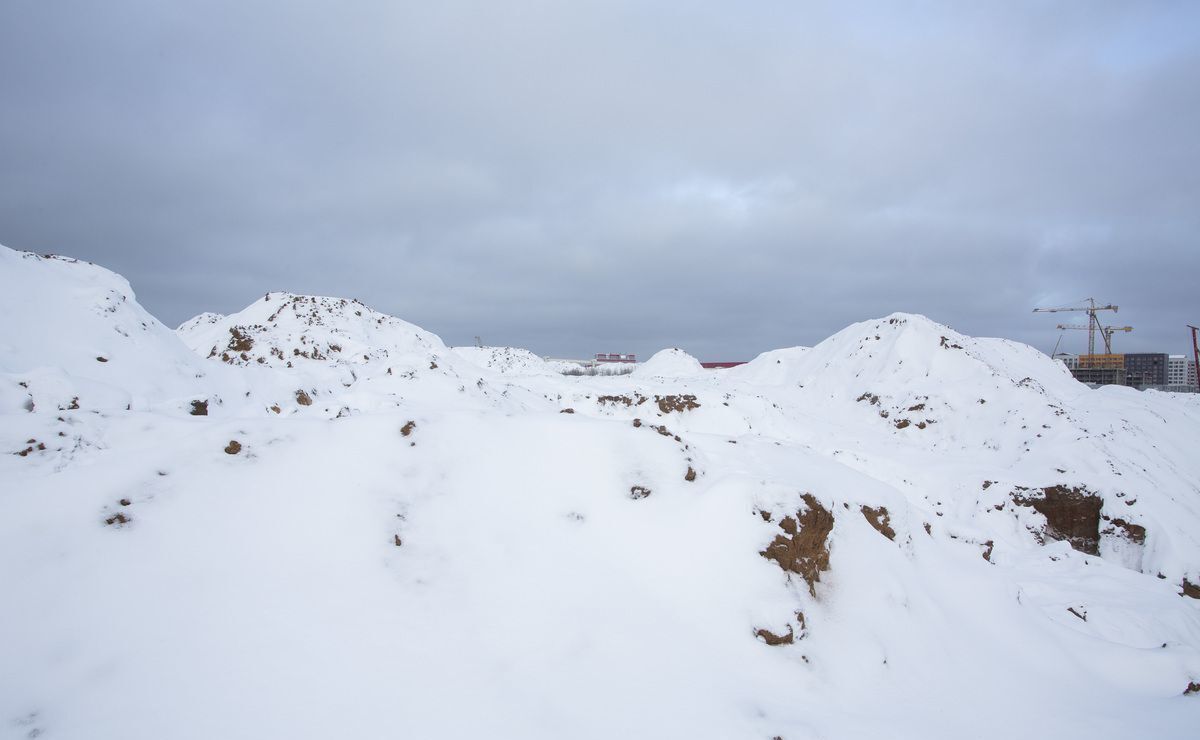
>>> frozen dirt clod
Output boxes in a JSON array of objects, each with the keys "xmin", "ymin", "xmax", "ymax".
[
  {"xmin": 654, "ymin": 394, "xmax": 700, "ymax": 413},
  {"xmin": 1012, "ymin": 485, "xmax": 1103, "ymax": 555},
  {"xmin": 860, "ymin": 505, "xmax": 896, "ymax": 541},
  {"xmin": 755, "ymin": 626, "xmax": 795, "ymax": 646},
  {"xmin": 760, "ymin": 494, "xmax": 834, "ymax": 597}
]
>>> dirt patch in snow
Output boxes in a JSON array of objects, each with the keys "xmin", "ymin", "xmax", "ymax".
[
  {"xmin": 104, "ymin": 512, "xmax": 130, "ymax": 527},
  {"xmin": 629, "ymin": 485, "xmax": 652, "ymax": 500},
  {"xmin": 655, "ymin": 394, "xmax": 700, "ymax": 413},
  {"xmin": 400, "ymin": 421, "xmax": 416, "ymax": 437},
  {"xmin": 685, "ymin": 466, "xmax": 696, "ymax": 482},
  {"xmin": 755, "ymin": 626, "xmax": 794, "ymax": 645},
  {"xmin": 224, "ymin": 440, "xmax": 242, "ymax": 455},
  {"xmin": 190, "ymin": 400, "xmax": 208, "ymax": 416},
  {"xmin": 1012, "ymin": 485, "xmax": 1103, "ymax": 555},
  {"xmin": 760, "ymin": 494, "xmax": 834, "ymax": 597},
  {"xmin": 598, "ymin": 394, "xmax": 646, "ymax": 407},
  {"xmin": 1184, "ymin": 681, "xmax": 1200, "ymax": 695},
  {"xmin": 1182, "ymin": 579, "xmax": 1200, "ymax": 600},
  {"xmin": 227, "ymin": 327, "xmax": 254, "ymax": 353},
  {"xmin": 295, "ymin": 390, "xmax": 313, "ymax": 406},
  {"xmin": 860, "ymin": 505, "xmax": 895, "ymax": 540},
  {"xmin": 1102, "ymin": 517, "xmax": 1146, "ymax": 545}
]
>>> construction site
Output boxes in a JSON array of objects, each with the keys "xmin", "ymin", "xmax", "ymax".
[{"xmin": 1035, "ymin": 298, "xmax": 1200, "ymax": 392}]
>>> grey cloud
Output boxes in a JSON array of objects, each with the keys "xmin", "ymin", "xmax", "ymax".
[{"xmin": 2, "ymin": 1, "xmax": 1198, "ymax": 361}]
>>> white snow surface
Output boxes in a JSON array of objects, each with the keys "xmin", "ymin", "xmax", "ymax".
[
  {"xmin": 631, "ymin": 347, "xmax": 704, "ymax": 377},
  {"xmin": 2, "ymin": 245, "xmax": 1199, "ymax": 739}
]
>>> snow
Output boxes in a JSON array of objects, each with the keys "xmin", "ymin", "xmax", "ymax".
[
  {"xmin": 2, "ymin": 245, "xmax": 1199, "ymax": 739},
  {"xmin": 630, "ymin": 347, "xmax": 704, "ymax": 378}
]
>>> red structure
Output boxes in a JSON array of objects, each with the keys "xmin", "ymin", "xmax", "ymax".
[
  {"xmin": 594, "ymin": 353, "xmax": 636, "ymax": 363},
  {"xmin": 700, "ymin": 362, "xmax": 746, "ymax": 369}
]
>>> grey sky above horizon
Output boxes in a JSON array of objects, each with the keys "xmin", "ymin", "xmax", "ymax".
[{"xmin": 2, "ymin": 1, "xmax": 1198, "ymax": 360}]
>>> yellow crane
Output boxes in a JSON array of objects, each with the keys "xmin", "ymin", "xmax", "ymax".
[
  {"xmin": 1033, "ymin": 298, "xmax": 1130, "ymax": 355},
  {"xmin": 1054, "ymin": 323, "xmax": 1133, "ymax": 354}
]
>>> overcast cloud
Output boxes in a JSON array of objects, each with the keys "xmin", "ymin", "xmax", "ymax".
[{"xmin": 2, "ymin": 1, "xmax": 1198, "ymax": 360}]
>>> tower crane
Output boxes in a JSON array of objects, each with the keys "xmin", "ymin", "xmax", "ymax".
[
  {"xmin": 1033, "ymin": 298, "xmax": 1124, "ymax": 356},
  {"xmin": 1054, "ymin": 323, "xmax": 1133, "ymax": 354}
]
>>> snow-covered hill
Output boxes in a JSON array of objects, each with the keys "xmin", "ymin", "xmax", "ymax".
[{"xmin": 2, "ymin": 244, "xmax": 1198, "ymax": 739}]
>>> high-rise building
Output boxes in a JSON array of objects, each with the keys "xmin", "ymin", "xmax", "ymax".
[
  {"xmin": 1167, "ymin": 355, "xmax": 1197, "ymax": 390},
  {"xmin": 1124, "ymin": 353, "xmax": 1168, "ymax": 388}
]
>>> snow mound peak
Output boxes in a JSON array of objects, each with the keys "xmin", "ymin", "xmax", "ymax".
[
  {"xmin": 177, "ymin": 292, "xmax": 447, "ymax": 371},
  {"xmin": 452, "ymin": 346, "xmax": 557, "ymax": 375},
  {"xmin": 632, "ymin": 348, "xmax": 704, "ymax": 378},
  {"xmin": 0, "ymin": 246, "xmax": 208, "ymax": 410},
  {"xmin": 795, "ymin": 312, "xmax": 1080, "ymax": 400}
]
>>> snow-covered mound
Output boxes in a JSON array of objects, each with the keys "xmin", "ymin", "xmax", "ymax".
[
  {"xmin": 0, "ymin": 246, "xmax": 211, "ymax": 412},
  {"xmin": 725, "ymin": 345, "xmax": 811, "ymax": 385},
  {"xmin": 3, "ymin": 253, "xmax": 1200, "ymax": 740},
  {"xmin": 175, "ymin": 311, "xmax": 223, "ymax": 335},
  {"xmin": 177, "ymin": 292, "xmax": 448, "ymax": 374},
  {"xmin": 452, "ymin": 346, "xmax": 559, "ymax": 375},
  {"xmin": 631, "ymin": 347, "xmax": 704, "ymax": 378}
]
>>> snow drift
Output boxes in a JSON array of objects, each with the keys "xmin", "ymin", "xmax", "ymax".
[{"xmin": 2, "ymin": 244, "xmax": 1199, "ymax": 740}]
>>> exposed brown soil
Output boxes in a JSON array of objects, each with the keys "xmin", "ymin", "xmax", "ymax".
[
  {"xmin": 269, "ymin": 405, "xmax": 281, "ymax": 414},
  {"xmin": 295, "ymin": 390, "xmax": 313, "ymax": 406},
  {"xmin": 224, "ymin": 440, "xmax": 242, "ymax": 455},
  {"xmin": 393, "ymin": 535, "xmax": 403, "ymax": 547},
  {"xmin": 649, "ymin": 424, "xmax": 681, "ymax": 441},
  {"xmin": 598, "ymin": 394, "xmax": 646, "ymax": 407},
  {"xmin": 1182, "ymin": 579, "xmax": 1200, "ymax": 600},
  {"xmin": 1103, "ymin": 517, "xmax": 1146, "ymax": 545},
  {"xmin": 119, "ymin": 498, "xmax": 131, "ymax": 507},
  {"xmin": 631, "ymin": 418, "xmax": 642, "ymax": 428},
  {"xmin": 1012, "ymin": 485, "xmax": 1103, "ymax": 555},
  {"xmin": 429, "ymin": 361, "xmax": 438, "ymax": 369},
  {"xmin": 104, "ymin": 512, "xmax": 130, "ymax": 526},
  {"xmin": 400, "ymin": 421, "xmax": 416, "ymax": 437},
  {"xmin": 755, "ymin": 626, "xmax": 794, "ymax": 645},
  {"xmin": 190, "ymin": 400, "xmax": 208, "ymax": 416},
  {"xmin": 684, "ymin": 466, "xmax": 697, "ymax": 482},
  {"xmin": 655, "ymin": 394, "xmax": 700, "ymax": 413},
  {"xmin": 629, "ymin": 485, "xmax": 652, "ymax": 500},
  {"xmin": 982, "ymin": 540, "xmax": 995, "ymax": 562},
  {"xmin": 894, "ymin": 419, "xmax": 910, "ymax": 429},
  {"xmin": 760, "ymin": 494, "xmax": 834, "ymax": 597},
  {"xmin": 860, "ymin": 505, "xmax": 896, "ymax": 540},
  {"xmin": 227, "ymin": 327, "xmax": 254, "ymax": 353}
]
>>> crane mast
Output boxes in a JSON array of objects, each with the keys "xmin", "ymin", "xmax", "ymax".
[{"xmin": 1033, "ymin": 298, "xmax": 1126, "ymax": 356}]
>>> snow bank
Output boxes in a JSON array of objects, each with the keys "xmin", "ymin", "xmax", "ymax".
[
  {"xmin": 631, "ymin": 347, "xmax": 704, "ymax": 378},
  {"xmin": 3, "ymin": 251, "xmax": 1200, "ymax": 740}
]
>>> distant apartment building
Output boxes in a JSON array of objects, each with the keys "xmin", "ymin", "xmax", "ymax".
[
  {"xmin": 1055, "ymin": 350, "xmax": 1197, "ymax": 391},
  {"xmin": 1123, "ymin": 353, "xmax": 1168, "ymax": 388},
  {"xmin": 594, "ymin": 353, "xmax": 636, "ymax": 364},
  {"xmin": 1168, "ymin": 354, "xmax": 1198, "ymax": 389},
  {"xmin": 1056, "ymin": 353, "xmax": 1080, "ymax": 370}
]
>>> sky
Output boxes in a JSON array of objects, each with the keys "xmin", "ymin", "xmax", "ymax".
[{"xmin": 2, "ymin": 1, "xmax": 1198, "ymax": 361}]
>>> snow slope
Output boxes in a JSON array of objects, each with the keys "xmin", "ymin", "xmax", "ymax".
[{"xmin": 2, "ymin": 245, "xmax": 1199, "ymax": 739}]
